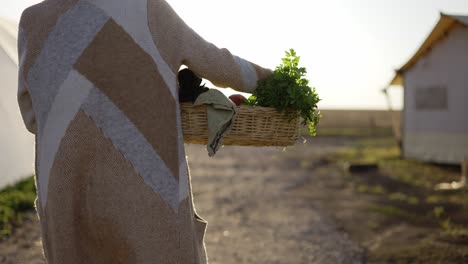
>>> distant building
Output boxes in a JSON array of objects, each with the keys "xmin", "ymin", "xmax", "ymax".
[{"xmin": 389, "ymin": 13, "xmax": 468, "ymax": 164}]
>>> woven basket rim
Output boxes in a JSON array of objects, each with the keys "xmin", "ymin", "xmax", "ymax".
[{"xmin": 180, "ymin": 102, "xmax": 301, "ymax": 146}]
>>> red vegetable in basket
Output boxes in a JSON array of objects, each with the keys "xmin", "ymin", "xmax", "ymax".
[{"xmin": 229, "ymin": 94, "xmax": 247, "ymax": 106}]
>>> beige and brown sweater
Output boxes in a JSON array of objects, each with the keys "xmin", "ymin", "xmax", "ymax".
[{"xmin": 17, "ymin": 0, "xmax": 271, "ymax": 263}]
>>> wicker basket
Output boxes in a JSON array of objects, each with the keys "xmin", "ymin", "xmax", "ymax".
[{"xmin": 181, "ymin": 103, "xmax": 301, "ymax": 146}]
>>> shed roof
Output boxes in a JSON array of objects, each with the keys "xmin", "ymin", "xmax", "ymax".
[{"xmin": 390, "ymin": 14, "xmax": 468, "ymax": 86}]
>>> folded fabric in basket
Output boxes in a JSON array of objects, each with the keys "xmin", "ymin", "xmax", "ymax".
[{"xmin": 193, "ymin": 89, "xmax": 237, "ymax": 156}]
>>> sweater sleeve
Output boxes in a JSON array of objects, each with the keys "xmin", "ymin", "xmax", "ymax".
[
  {"xmin": 148, "ymin": 0, "xmax": 272, "ymax": 93},
  {"xmin": 17, "ymin": 24, "xmax": 37, "ymax": 134}
]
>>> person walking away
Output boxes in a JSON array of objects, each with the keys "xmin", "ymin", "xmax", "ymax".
[{"xmin": 17, "ymin": 0, "xmax": 272, "ymax": 263}]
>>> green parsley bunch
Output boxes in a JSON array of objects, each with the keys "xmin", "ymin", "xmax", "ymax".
[{"xmin": 246, "ymin": 49, "xmax": 321, "ymax": 135}]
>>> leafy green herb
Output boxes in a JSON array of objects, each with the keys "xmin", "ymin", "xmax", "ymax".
[{"xmin": 246, "ymin": 49, "xmax": 321, "ymax": 135}]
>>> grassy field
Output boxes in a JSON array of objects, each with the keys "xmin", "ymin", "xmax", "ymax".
[
  {"xmin": 322, "ymin": 136, "xmax": 468, "ymax": 263},
  {"xmin": 302, "ymin": 109, "xmax": 399, "ymax": 138},
  {"xmin": 318, "ymin": 109, "xmax": 400, "ymax": 129},
  {"xmin": 334, "ymin": 137, "xmax": 467, "ymax": 229}
]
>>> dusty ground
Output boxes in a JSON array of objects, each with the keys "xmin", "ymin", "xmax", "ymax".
[
  {"xmin": 0, "ymin": 137, "xmax": 364, "ymax": 264},
  {"xmin": 1, "ymin": 136, "xmax": 467, "ymax": 263},
  {"xmin": 187, "ymin": 141, "xmax": 363, "ymax": 264}
]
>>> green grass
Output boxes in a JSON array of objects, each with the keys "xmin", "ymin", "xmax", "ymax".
[
  {"xmin": 331, "ymin": 137, "xmax": 468, "ymax": 236},
  {"xmin": 368, "ymin": 205, "xmax": 420, "ymax": 221},
  {"xmin": 337, "ymin": 137, "xmax": 400, "ymax": 163},
  {"xmin": 0, "ymin": 176, "xmax": 36, "ymax": 239}
]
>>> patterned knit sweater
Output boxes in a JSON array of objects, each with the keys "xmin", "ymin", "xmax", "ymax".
[{"xmin": 17, "ymin": 0, "xmax": 271, "ymax": 263}]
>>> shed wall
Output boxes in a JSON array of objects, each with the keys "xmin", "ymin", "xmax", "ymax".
[{"xmin": 403, "ymin": 25, "xmax": 468, "ymax": 164}]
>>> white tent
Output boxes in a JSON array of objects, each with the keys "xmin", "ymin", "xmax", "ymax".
[
  {"xmin": 389, "ymin": 13, "xmax": 468, "ymax": 164},
  {"xmin": 0, "ymin": 17, "xmax": 35, "ymax": 188}
]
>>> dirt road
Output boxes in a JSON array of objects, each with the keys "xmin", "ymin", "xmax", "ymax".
[{"xmin": 0, "ymin": 139, "xmax": 364, "ymax": 264}]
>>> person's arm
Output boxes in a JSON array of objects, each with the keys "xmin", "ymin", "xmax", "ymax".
[
  {"xmin": 148, "ymin": 0, "xmax": 272, "ymax": 93},
  {"xmin": 17, "ymin": 24, "xmax": 37, "ymax": 134}
]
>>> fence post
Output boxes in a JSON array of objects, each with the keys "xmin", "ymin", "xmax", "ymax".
[{"xmin": 463, "ymin": 156, "xmax": 467, "ymax": 179}]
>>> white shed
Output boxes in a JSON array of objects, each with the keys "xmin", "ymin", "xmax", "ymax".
[
  {"xmin": 389, "ymin": 13, "xmax": 468, "ymax": 164},
  {"xmin": 0, "ymin": 17, "xmax": 35, "ymax": 188}
]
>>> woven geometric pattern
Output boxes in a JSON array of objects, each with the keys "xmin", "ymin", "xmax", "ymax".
[{"xmin": 16, "ymin": 0, "xmax": 272, "ymax": 262}]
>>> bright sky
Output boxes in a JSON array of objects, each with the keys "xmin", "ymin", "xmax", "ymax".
[{"xmin": 2, "ymin": 0, "xmax": 468, "ymax": 110}]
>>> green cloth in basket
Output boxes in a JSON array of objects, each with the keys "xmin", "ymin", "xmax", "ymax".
[{"xmin": 193, "ymin": 89, "xmax": 237, "ymax": 156}]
